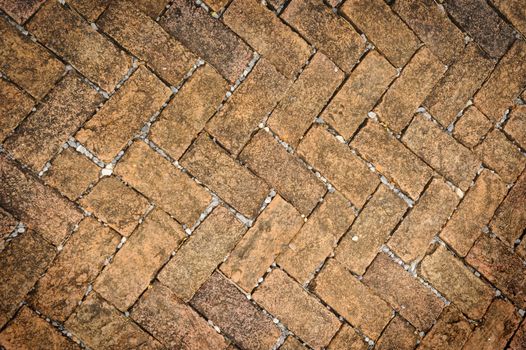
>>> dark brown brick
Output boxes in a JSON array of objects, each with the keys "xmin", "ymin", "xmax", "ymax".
[
  {"xmin": 418, "ymin": 306, "xmax": 473, "ymax": 350},
  {"xmin": 0, "ymin": 79, "xmax": 34, "ymax": 142},
  {"xmin": 491, "ymin": 0, "xmax": 526, "ymax": 38},
  {"xmin": 0, "ymin": 0, "xmax": 44, "ymax": 23},
  {"xmin": 505, "ymin": 105, "xmax": 526, "ymax": 149},
  {"xmin": 327, "ymin": 325, "xmax": 368, "ymax": 350},
  {"xmin": 375, "ymin": 316, "xmax": 418, "ymax": 350},
  {"xmin": 453, "ymin": 106, "xmax": 493, "ymax": 148}
]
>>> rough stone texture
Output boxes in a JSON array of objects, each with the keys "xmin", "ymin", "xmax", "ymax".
[
  {"xmin": 68, "ymin": 0, "xmax": 108, "ymax": 22},
  {"xmin": 509, "ymin": 320, "xmax": 526, "ymax": 350},
  {"xmin": 452, "ymin": 106, "xmax": 493, "ymax": 148},
  {"xmin": 491, "ymin": 0, "xmax": 526, "ymax": 37},
  {"xmin": 281, "ymin": 337, "xmax": 307, "ymax": 350},
  {"xmin": 0, "ymin": 79, "xmax": 34, "ymax": 142},
  {"xmin": 375, "ymin": 316, "xmax": 418, "ymax": 350},
  {"xmin": 505, "ymin": 105, "xmax": 526, "ymax": 149},
  {"xmin": 0, "ymin": 0, "xmax": 45, "ymax": 24},
  {"xmin": 418, "ymin": 306, "xmax": 474, "ymax": 350},
  {"xmin": 0, "ymin": 207, "xmax": 17, "ymax": 239},
  {"xmin": 327, "ymin": 325, "xmax": 368, "ymax": 350}
]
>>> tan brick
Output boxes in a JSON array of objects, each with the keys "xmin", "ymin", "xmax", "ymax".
[
  {"xmin": 204, "ymin": 0, "xmax": 229, "ymax": 12},
  {"xmin": 221, "ymin": 195, "xmax": 303, "ymax": 291},
  {"xmin": 0, "ymin": 0, "xmax": 44, "ymax": 23},
  {"xmin": 131, "ymin": 282, "xmax": 228, "ymax": 350},
  {"xmin": 281, "ymin": 0, "xmax": 365, "ymax": 72},
  {"xmin": 440, "ymin": 170, "xmax": 507, "ymax": 256},
  {"xmin": 388, "ymin": 178, "xmax": 460, "ymax": 263},
  {"xmin": 453, "ymin": 106, "xmax": 493, "ymax": 148},
  {"xmin": 375, "ymin": 316, "xmax": 418, "ymax": 350},
  {"xmin": 27, "ymin": 1, "xmax": 131, "ymax": 92},
  {"xmin": 277, "ymin": 191, "xmax": 355, "ymax": 284},
  {"xmin": 80, "ymin": 176, "xmax": 150, "ymax": 236},
  {"xmin": 351, "ymin": 121, "xmax": 432, "ymax": 199},
  {"xmin": 419, "ymin": 245, "xmax": 493, "ymax": 320},
  {"xmin": 4, "ymin": 73, "xmax": 102, "ymax": 172},
  {"xmin": 253, "ymin": 268, "xmax": 340, "ymax": 349},
  {"xmin": 239, "ymin": 130, "xmax": 326, "ymax": 215},
  {"xmin": 491, "ymin": 0, "xmax": 526, "ymax": 37},
  {"xmin": 341, "ymin": 0, "xmax": 419, "ymax": 67},
  {"xmin": 268, "ymin": 52, "xmax": 345, "ymax": 146},
  {"xmin": 363, "ymin": 253, "xmax": 445, "ymax": 330},
  {"xmin": 336, "ymin": 185, "xmax": 407, "ymax": 275},
  {"xmin": 191, "ymin": 272, "xmax": 281, "ymax": 350},
  {"xmin": 312, "ymin": 259, "xmax": 391, "ymax": 340},
  {"xmin": 0, "ymin": 79, "xmax": 34, "ymax": 142},
  {"xmin": 510, "ymin": 320, "xmax": 526, "ymax": 350},
  {"xmin": 115, "ymin": 141, "xmax": 211, "ymax": 226},
  {"xmin": 68, "ymin": 0, "xmax": 107, "ymax": 22},
  {"xmin": 403, "ymin": 115, "xmax": 480, "ymax": 191},
  {"xmin": 418, "ymin": 306, "xmax": 473, "ymax": 350},
  {"xmin": 374, "ymin": 47, "xmax": 446, "ymax": 132},
  {"xmin": 223, "ymin": 0, "xmax": 311, "ymax": 78},
  {"xmin": 0, "ymin": 207, "xmax": 17, "ymax": 239},
  {"xmin": 29, "ymin": 217, "xmax": 120, "ymax": 321},
  {"xmin": 158, "ymin": 206, "xmax": 246, "ymax": 301},
  {"xmin": 322, "ymin": 51, "xmax": 397, "ymax": 139},
  {"xmin": 298, "ymin": 125, "xmax": 379, "ymax": 207},
  {"xmin": 281, "ymin": 336, "xmax": 307, "ymax": 350},
  {"xmin": 327, "ymin": 325, "xmax": 368, "ymax": 350},
  {"xmin": 505, "ymin": 105, "xmax": 526, "ymax": 149},
  {"xmin": 76, "ymin": 66, "xmax": 171, "ymax": 163},
  {"xmin": 150, "ymin": 65, "xmax": 228, "ymax": 160}
]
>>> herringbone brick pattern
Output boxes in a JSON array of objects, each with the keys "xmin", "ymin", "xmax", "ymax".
[{"xmin": 0, "ymin": 0, "xmax": 525, "ymax": 349}]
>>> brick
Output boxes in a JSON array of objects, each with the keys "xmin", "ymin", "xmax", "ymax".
[
  {"xmin": 27, "ymin": 1, "xmax": 131, "ymax": 92},
  {"xmin": 221, "ymin": 195, "xmax": 303, "ymax": 291},
  {"xmin": 115, "ymin": 141, "xmax": 211, "ymax": 226},
  {"xmin": 150, "ymin": 65, "xmax": 228, "ymax": 159},
  {"xmin": 68, "ymin": 0, "xmax": 107, "ymax": 22},
  {"xmin": 0, "ymin": 231, "xmax": 55, "ymax": 328},
  {"xmin": 191, "ymin": 272, "xmax": 280, "ymax": 350},
  {"xmin": 327, "ymin": 325, "xmax": 368, "ymax": 350},
  {"xmin": 0, "ymin": 0, "xmax": 44, "ymax": 23},
  {"xmin": 281, "ymin": 0, "xmax": 365, "ymax": 72},
  {"xmin": 322, "ymin": 51, "xmax": 396, "ymax": 139},
  {"xmin": 268, "ymin": 52, "xmax": 344, "ymax": 146},
  {"xmin": 375, "ymin": 316, "xmax": 418, "ymax": 350},
  {"xmin": 0, "ymin": 79, "xmax": 34, "ymax": 142},
  {"xmin": 204, "ymin": 0, "xmax": 229, "ymax": 12},
  {"xmin": 123, "ymin": 0, "xmax": 168, "ymax": 19},
  {"xmin": 76, "ymin": 66, "xmax": 171, "ymax": 163},
  {"xmin": 158, "ymin": 206, "xmax": 246, "ymax": 301},
  {"xmin": 0, "ymin": 207, "xmax": 16, "ymax": 239},
  {"xmin": 491, "ymin": 0, "xmax": 526, "ymax": 37},
  {"xmin": 0, "ymin": 156, "xmax": 83, "ymax": 245},
  {"xmin": 374, "ymin": 47, "xmax": 446, "ymax": 132},
  {"xmin": 518, "ymin": 239, "xmax": 526, "ymax": 260},
  {"xmin": 66, "ymin": 292, "xmax": 163, "ymax": 350},
  {"xmin": 298, "ymin": 125, "xmax": 379, "ymax": 207},
  {"xmin": 363, "ymin": 253, "xmax": 445, "ymax": 330},
  {"xmin": 277, "ymin": 191, "xmax": 355, "ymax": 284},
  {"xmin": 207, "ymin": 59, "xmax": 291, "ymax": 155},
  {"xmin": 239, "ymin": 130, "xmax": 326, "ymax": 215},
  {"xmin": 510, "ymin": 320, "xmax": 526, "ymax": 350},
  {"xmin": 80, "ymin": 176, "xmax": 150, "ymax": 236},
  {"xmin": 424, "ymin": 44, "xmax": 495, "ymax": 127},
  {"xmin": 160, "ymin": 0, "xmax": 253, "ymax": 83},
  {"xmin": 312, "ymin": 259, "xmax": 391, "ymax": 340},
  {"xmin": 418, "ymin": 306, "xmax": 473, "ymax": 350},
  {"xmin": 453, "ymin": 106, "xmax": 493, "ymax": 148},
  {"xmin": 505, "ymin": 105, "xmax": 526, "ymax": 149},
  {"xmin": 281, "ymin": 336, "xmax": 307, "ymax": 350},
  {"xmin": 223, "ymin": 0, "xmax": 311, "ymax": 78},
  {"xmin": 443, "ymin": 0, "xmax": 514, "ymax": 58},
  {"xmin": 341, "ymin": 0, "xmax": 419, "ymax": 67},
  {"xmin": 0, "ymin": 18, "xmax": 64, "ymax": 99},
  {"xmin": 403, "ymin": 115, "xmax": 480, "ymax": 191},
  {"xmin": 253, "ymin": 268, "xmax": 340, "ymax": 349},
  {"xmin": 419, "ymin": 245, "xmax": 493, "ymax": 319},
  {"xmin": 336, "ymin": 185, "xmax": 407, "ymax": 275},
  {"xmin": 440, "ymin": 170, "xmax": 507, "ymax": 256},
  {"xmin": 29, "ymin": 217, "xmax": 120, "ymax": 321},
  {"xmin": 475, "ymin": 40, "xmax": 526, "ymax": 121},
  {"xmin": 388, "ymin": 178, "xmax": 460, "ymax": 263},
  {"xmin": 131, "ymin": 282, "xmax": 228, "ymax": 350}
]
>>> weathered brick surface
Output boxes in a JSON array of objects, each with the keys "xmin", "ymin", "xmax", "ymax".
[
  {"xmin": 510, "ymin": 320, "xmax": 526, "ymax": 350},
  {"xmin": 0, "ymin": 0, "xmax": 44, "ymax": 24},
  {"xmin": 327, "ymin": 325, "xmax": 368, "ymax": 350},
  {"xmin": 375, "ymin": 316, "xmax": 418, "ymax": 350},
  {"xmin": 0, "ymin": 79, "xmax": 33, "ymax": 142},
  {"xmin": 281, "ymin": 336, "xmax": 307, "ymax": 350},
  {"xmin": 68, "ymin": 0, "xmax": 107, "ymax": 22},
  {"xmin": 453, "ymin": 106, "xmax": 493, "ymax": 148},
  {"xmin": 491, "ymin": 0, "xmax": 526, "ymax": 37},
  {"xmin": 505, "ymin": 105, "xmax": 526, "ymax": 149},
  {"xmin": 418, "ymin": 306, "xmax": 473, "ymax": 350},
  {"xmin": 0, "ymin": 207, "xmax": 17, "ymax": 239}
]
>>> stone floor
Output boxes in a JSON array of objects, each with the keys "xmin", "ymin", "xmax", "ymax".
[{"xmin": 1, "ymin": 0, "xmax": 526, "ymax": 349}]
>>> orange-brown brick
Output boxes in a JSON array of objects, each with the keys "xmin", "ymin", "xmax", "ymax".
[
  {"xmin": 491, "ymin": 0, "xmax": 526, "ymax": 37},
  {"xmin": 67, "ymin": 0, "xmax": 107, "ymax": 22},
  {"xmin": 505, "ymin": 105, "xmax": 526, "ymax": 149},
  {"xmin": 453, "ymin": 106, "xmax": 493, "ymax": 148},
  {"xmin": 509, "ymin": 320, "xmax": 526, "ymax": 350},
  {"xmin": 327, "ymin": 325, "xmax": 368, "ymax": 350},
  {"xmin": 281, "ymin": 336, "xmax": 307, "ymax": 350},
  {"xmin": 0, "ymin": 207, "xmax": 16, "ymax": 239},
  {"xmin": 0, "ymin": 79, "xmax": 33, "ymax": 142},
  {"xmin": 418, "ymin": 306, "xmax": 473, "ymax": 350},
  {"xmin": 0, "ymin": 0, "xmax": 44, "ymax": 23},
  {"xmin": 375, "ymin": 316, "xmax": 418, "ymax": 350}
]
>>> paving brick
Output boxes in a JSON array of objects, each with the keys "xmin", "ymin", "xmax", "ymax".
[
  {"xmin": 453, "ymin": 106, "xmax": 493, "ymax": 148},
  {"xmin": 510, "ymin": 320, "xmax": 526, "ymax": 350},
  {"xmin": 281, "ymin": 336, "xmax": 307, "ymax": 350},
  {"xmin": 253, "ymin": 268, "xmax": 340, "ymax": 349},
  {"xmin": 403, "ymin": 115, "xmax": 480, "ymax": 191},
  {"xmin": 277, "ymin": 191, "xmax": 355, "ymax": 284},
  {"xmin": 419, "ymin": 244, "xmax": 493, "ymax": 320},
  {"xmin": 180, "ymin": 133, "xmax": 270, "ymax": 217},
  {"xmin": 158, "ymin": 206, "xmax": 246, "ymax": 301},
  {"xmin": 66, "ymin": 292, "xmax": 163, "ymax": 350},
  {"xmin": 0, "ymin": 0, "xmax": 44, "ymax": 24},
  {"xmin": 115, "ymin": 141, "xmax": 211, "ymax": 226},
  {"xmin": 374, "ymin": 47, "xmax": 446, "ymax": 132},
  {"xmin": 239, "ymin": 130, "xmax": 326, "ymax": 215},
  {"xmin": 76, "ymin": 66, "xmax": 171, "ymax": 163},
  {"xmin": 491, "ymin": 0, "xmax": 526, "ymax": 37},
  {"xmin": 0, "ymin": 207, "xmax": 16, "ymax": 239},
  {"xmin": 418, "ymin": 306, "xmax": 473, "ymax": 350},
  {"xmin": 191, "ymin": 272, "xmax": 281, "ymax": 350},
  {"xmin": 68, "ymin": 0, "xmax": 107, "ymax": 22},
  {"xmin": 322, "ymin": 51, "xmax": 396, "ymax": 139},
  {"xmin": 27, "ymin": 1, "xmax": 131, "ymax": 92},
  {"xmin": 0, "ymin": 231, "xmax": 55, "ymax": 328},
  {"xmin": 518, "ymin": 239, "xmax": 526, "ymax": 260},
  {"xmin": 388, "ymin": 178, "xmax": 460, "ymax": 263},
  {"xmin": 363, "ymin": 253, "xmax": 445, "ymax": 330},
  {"xmin": 298, "ymin": 125, "xmax": 379, "ymax": 207},
  {"xmin": 505, "ymin": 105, "xmax": 526, "ymax": 149},
  {"xmin": 424, "ymin": 44, "xmax": 495, "ymax": 127},
  {"xmin": 443, "ymin": 0, "xmax": 514, "ymax": 58},
  {"xmin": 375, "ymin": 316, "xmax": 418, "ymax": 350},
  {"xmin": 204, "ymin": 0, "xmax": 229, "ymax": 12},
  {"xmin": 80, "ymin": 176, "xmax": 150, "ymax": 236},
  {"xmin": 336, "ymin": 185, "xmax": 407, "ymax": 275},
  {"xmin": 207, "ymin": 59, "xmax": 291, "ymax": 155},
  {"xmin": 221, "ymin": 195, "xmax": 303, "ymax": 291},
  {"xmin": 341, "ymin": 0, "xmax": 419, "ymax": 67},
  {"xmin": 29, "ymin": 217, "xmax": 120, "ymax": 321},
  {"xmin": 0, "ymin": 156, "xmax": 83, "ymax": 245},
  {"xmin": 312, "ymin": 259, "xmax": 391, "ymax": 340},
  {"xmin": 281, "ymin": 0, "xmax": 365, "ymax": 72},
  {"xmin": 268, "ymin": 52, "xmax": 344, "ymax": 146},
  {"xmin": 327, "ymin": 325, "xmax": 368, "ymax": 350},
  {"xmin": 132, "ymin": 282, "xmax": 228, "ymax": 350},
  {"xmin": 0, "ymin": 79, "xmax": 34, "ymax": 142},
  {"xmin": 150, "ymin": 65, "xmax": 228, "ymax": 160},
  {"xmin": 223, "ymin": 0, "xmax": 311, "ymax": 79}
]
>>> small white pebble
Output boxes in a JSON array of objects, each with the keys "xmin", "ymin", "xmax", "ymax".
[
  {"xmin": 101, "ymin": 168, "xmax": 112, "ymax": 176},
  {"xmin": 352, "ymin": 235, "xmax": 359, "ymax": 242}
]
